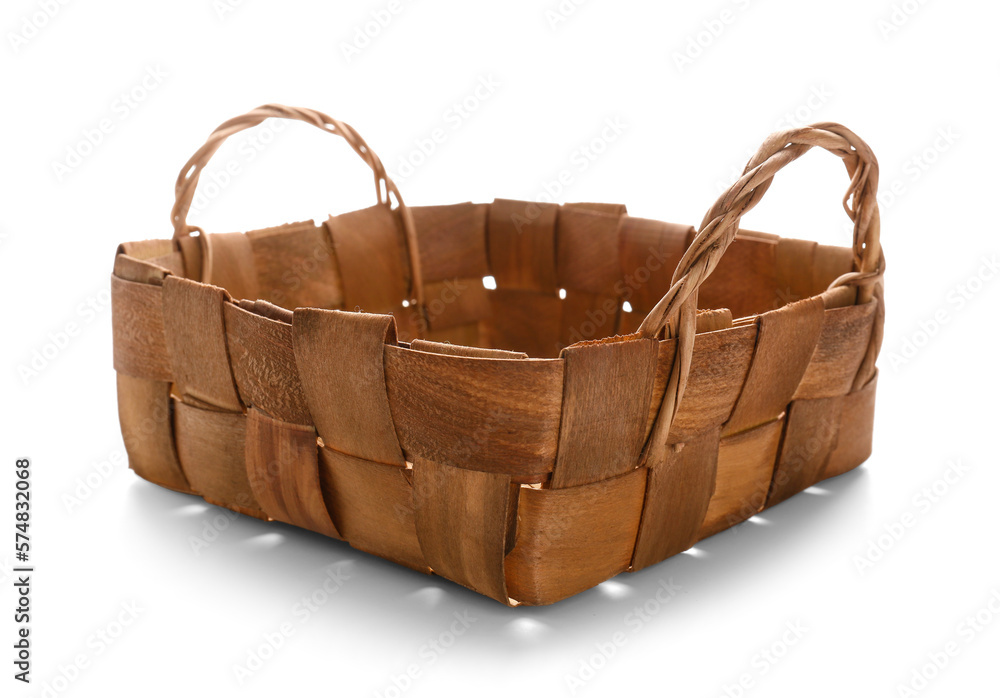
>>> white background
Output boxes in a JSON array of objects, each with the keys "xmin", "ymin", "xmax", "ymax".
[{"xmin": 2, "ymin": 0, "xmax": 999, "ymax": 696}]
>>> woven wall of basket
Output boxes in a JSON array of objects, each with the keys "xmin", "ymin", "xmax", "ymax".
[{"xmin": 111, "ymin": 104, "xmax": 884, "ymax": 606}]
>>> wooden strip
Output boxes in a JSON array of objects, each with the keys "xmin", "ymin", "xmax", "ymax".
[
  {"xmin": 173, "ymin": 400, "xmax": 265, "ymax": 517},
  {"xmin": 487, "ymin": 199, "xmax": 558, "ymax": 293},
  {"xmin": 697, "ymin": 417, "xmax": 784, "ymax": 540},
  {"xmin": 116, "ymin": 373, "xmax": 191, "ymax": 493},
  {"xmin": 504, "ymin": 468, "xmax": 647, "ymax": 606},
  {"xmin": 813, "ymin": 243, "xmax": 854, "ymax": 290},
  {"xmin": 383, "ymin": 344, "xmax": 564, "ymax": 481},
  {"xmin": 423, "ymin": 322, "xmax": 481, "ymax": 348},
  {"xmin": 737, "ymin": 228, "xmax": 780, "ymax": 243},
  {"xmin": 631, "ymin": 428, "xmax": 720, "ymax": 571},
  {"xmin": 794, "ymin": 301, "xmax": 876, "ymax": 399},
  {"xmin": 853, "ymin": 283, "xmax": 884, "ymax": 391},
  {"xmin": 550, "ymin": 337, "xmax": 659, "ymax": 488},
  {"xmin": 247, "ymin": 221, "xmax": 343, "ymax": 311},
  {"xmin": 656, "ymin": 324, "xmax": 757, "ymax": 444},
  {"xmin": 318, "ymin": 447, "xmax": 429, "ymax": 573},
  {"xmin": 205, "ymin": 232, "xmax": 259, "ymax": 302},
  {"xmin": 698, "ymin": 234, "xmax": 779, "ymax": 319},
  {"xmin": 409, "ymin": 339, "xmax": 527, "ymax": 360},
  {"xmin": 624, "ymin": 304, "xmax": 730, "ymax": 336},
  {"xmin": 113, "ymin": 253, "xmax": 173, "ymax": 285},
  {"xmin": 410, "ymin": 203, "xmax": 489, "ymax": 282},
  {"xmin": 618, "ymin": 217, "xmax": 692, "ymax": 315},
  {"xmin": 775, "ymin": 237, "xmax": 817, "ymax": 304},
  {"xmin": 564, "ymin": 202, "xmax": 627, "ymax": 217},
  {"xmin": 423, "ymin": 277, "xmax": 490, "ymax": 332},
  {"xmin": 556, "ymin": 206, "xmax": 623, "ymax": 295},
  {"xmin": 326, "ymin": 205, "xmax": 408, "ymax": 313},
  {"xmin": 559, "ymin": 290, "xmax": 621, "ymax": 348},
  {"xmin": 413, "ymin": 458, "xmax": 514, "ymax": 602},
  {"xmin": 118, "ymin": 238, "xmax": 175, "ymax": 261},
  {"xmin": 111, "ymin": 275, "xmax": 172, "ymax": 381},
  {"xmin": 293, "ymin": 309, "xmax": 404, "ymax": 465},
  {"xmin": 390, "ymin": 301, "xmax": 424, "ymax": 344},
  {"xmin": 766, "ymin": 395, "xmax": 841, "ymax": 507},
  {"xmin": 724, "ymin": 296, "xmax": 825, "ymax": 435},
  {"xmin": 224, "ymin": 302, "xmax": 311, "ymax": 424},
  {"xmin": 243, "ymin": 299, "xmax": 293, "ymax": 324},
  {"xmin": 162, "ymin": 276, "xmax": 243, "ymax": 411},
  {"xmin": 484, "ymin": 289, "xmax": 563, "ymax": 358},
  {"xmin": 699, "ymin": 308, "xmax": 733, "ymax": 333},
  {"xmin": 822, "ymin": 371, "xmax": 878, "ymax": 480},
  {"xmin": 176, "ymin": 233, "xmax": 203, "ymax": 282},
  {"xmin": 245, "ymin": 409, "xmax": 340, "ymax": 538}
]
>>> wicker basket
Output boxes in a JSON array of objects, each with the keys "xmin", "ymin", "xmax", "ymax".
[{"xmin": 111, "ymin": 105, "xmax": 884, "ymax": 606}]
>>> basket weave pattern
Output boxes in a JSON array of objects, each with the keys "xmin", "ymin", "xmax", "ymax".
[{"xmin": 112, "ymin": 106, "xmax": 884, "ymax": 606}]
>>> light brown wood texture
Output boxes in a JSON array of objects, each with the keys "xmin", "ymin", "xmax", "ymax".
[
  {"xmin": 319, "ymin": 447, "xmax": 429, "ymax": 573},
  {"xmin": 247, "ymin": 221, "xmax": 343, "ymax": 311},
  {"xmin": 723, "ymin": 295, "xmax": 825, "ymax": 435},
  {"xmin": 410, "ymin": 203, "xmax": 490, "ymax": 282},
  {"xmin": 422, "ymin": 277, "xmax": 490, "ymax": 333},
  {"xmin": 767, "ymin": 395, "xmax": 841, "ymax": 506},
  {"xmin": 162, "ymin": 276, "xmax": 243, "ymax": 412},
  {"xmin": 550, "ymin": 337, "xmax": 659, "ymax": 488},
  {"xmin": 795, "ymin": 301, "xmax": 877, "ymax": 399},
  {"xmin": 224, "ymin": 302, "xmax": 311, "ymax": 425},
  {"xmin": 111, "ymin": 275, "xmax": 172, "ymax": 381},
  {"xmin": 176, "ymin": 233, "xmax": 203, "ymax": 281},
  {"xmin": 113, "ymin": 253, "xmax": 176, "ymax": 285},
  {"xmin": 664, "ymin": 324, "xmax": 757, "ymax": 443},
  {"xmin": 632, "ymin": 428, "xmax": 720, "ymax": 570},
  {"xmin": 485, "ymin": 288, "xmax": 563, "ymax": 358},
  {"xmin": 293, "ymin": 309, "xmax": 405, "ymax": 465},
  {"xmin": 617, "ymin": 217, "xmax": 693, "ymax": 317},
  {"xmin": 173, "ymin": 400, "xmax": 265, "ymax": 517},
  {"xmin": 505, "ymin": 468, "xmax": 647, "ymax": 605},
  {"xmin": 408, "ymin": 339, "xmax": 527, "ymax": 360},
  {"xmin": 203, "ymin": 232, "xmax": 259, "ymax": 302},
  {"xmin": 698, "ymin": 417, "xmax": 785, "ymax": 539},
  {"xmin": 116, "ymin": 373, "xmax": 191, "ymax": 493},
  {"xmin": 488, "ymin": 198, "xmax": 559, "ymax": 293},
  {"xmin": 698, "ymin": 234, "xmax": 779, "ymax": 319},
  {"xmin": 245, "ymin": 408, "xmax": 340, "ymax": 539},
  {"xmin": 383, "ymin": 344, "xmax": 563, "ymax": 481},
  {"xmin": 327, "ymin": 206, "xmax": 410, "ymax": 313},
  {"xmin": 112, "ymin": 110, "xmax": 884, "ymax": 606},
  {"xmin": 823, "ymin": 371, "xmax": 878, "ymax": 480},
  {"xmin": 559, "ymin": 289, "xmax": 622, "ymax": 348},
  {"xmin": 117, "ymin": 238, "xmax": 185, "ymax": 277},
  {"xmin": 413, "ymin": 458, "xmax": 515, "ymax": 602},
  {"xmin": 556, "ymin": 206, "xmax": 623, "ymax": 295}
]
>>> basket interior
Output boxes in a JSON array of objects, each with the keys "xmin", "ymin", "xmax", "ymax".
[{"xmin": 157, "ymin": 200, "xmax": 855, "ymax": 358}]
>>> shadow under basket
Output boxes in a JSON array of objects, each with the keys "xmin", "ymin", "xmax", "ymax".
[{"xmin": 112, "ymin": 105, "xmax": 884, "ymax": 606}]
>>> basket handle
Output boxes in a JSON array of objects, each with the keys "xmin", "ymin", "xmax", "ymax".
[
  {"xmin": 637, "ymin": 122, "xmax": 883, "ymax": 443},
  {"xmin": 638, "ymin": 122, "xmax": 882, "ymax": 339},
  {"xmin": 170, "ymin": 103, "xmax": 424, "ymax": 305}
]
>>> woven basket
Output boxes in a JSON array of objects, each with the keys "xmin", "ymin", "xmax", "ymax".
[{"xmin": 112, "ymin": 104, "xmax": 884, "ymax": 606}]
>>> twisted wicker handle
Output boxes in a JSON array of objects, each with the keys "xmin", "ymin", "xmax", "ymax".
[
  {"xmin": 170, "ymin": 104, "xmax": 424, "ymax": 305},
  {"xmin": 639, "ymin": 123, "xmax": 883, "ymax": 445}
]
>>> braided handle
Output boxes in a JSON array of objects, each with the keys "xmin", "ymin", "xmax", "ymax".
[
  {"xmin": 638, "ymin": 122, "xmax": 882, "ymax": 340},
  {"xmin": 170, "ymin": 104, "xmax": 424, "ymax": 304},
  {"xmin": 638, "ymin": 122, "xmax": 883, "ymax": 444}
]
